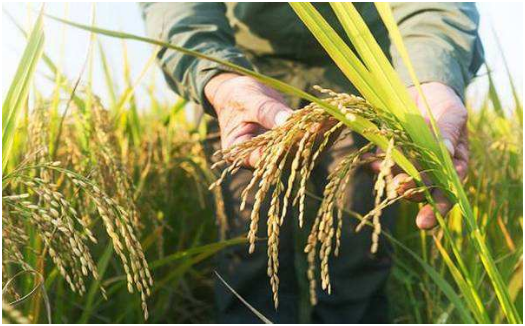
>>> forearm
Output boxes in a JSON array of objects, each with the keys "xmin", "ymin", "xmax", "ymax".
[
  {"xmin": 390, "ymin": 2, "xmax": 484, "ymax": 98},
  {"xmin": 141, "ymin": 3, "xmax": 253, "ymax": 114}
]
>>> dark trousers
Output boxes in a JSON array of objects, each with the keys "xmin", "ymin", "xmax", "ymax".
[{"xmin": 205, "ymin": 119, "xmax": 397, "ymax": 324}]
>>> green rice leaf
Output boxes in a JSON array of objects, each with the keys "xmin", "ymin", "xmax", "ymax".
[
  {"xmin": 2, "ymin": 8, "xmax": 45, "ymax": 173},
  {"xmin": 98, "ymin": 39, "xmax": 118, "ymax": 109}
]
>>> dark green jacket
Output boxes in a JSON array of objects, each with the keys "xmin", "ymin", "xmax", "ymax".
[{"xmin": 141, "ymin": 2, "xmax": 483, "ymax": 113}]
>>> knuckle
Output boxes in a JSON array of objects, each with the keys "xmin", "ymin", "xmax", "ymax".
[{"xmin": 253, "ymin": 97, "xmax": 278, "ymax": 121}]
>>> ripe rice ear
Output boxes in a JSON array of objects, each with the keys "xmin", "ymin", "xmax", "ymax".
[{"xmin": 211, "ymin": 89, "xmax": 409, "ymax": 306}]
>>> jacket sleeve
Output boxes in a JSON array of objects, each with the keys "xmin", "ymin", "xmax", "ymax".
[
  {"xmin": 141, "ymin": 2, "xmax": 254, "ymax": 114},
  {"xmin": 389, "ymin": 2, "xmax": 484, "ymax": 98}
]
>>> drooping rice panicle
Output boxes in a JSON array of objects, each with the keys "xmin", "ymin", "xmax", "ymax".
[
  {"xmin": 3, "ymin": 102, "xmax": 154, "ymax": 320},
  {"xmin": 211, "ymin": 87, "xmax": 416, "ymax": 307}
]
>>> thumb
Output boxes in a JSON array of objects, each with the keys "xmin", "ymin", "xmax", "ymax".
[
  {"xmin": 410, "ymin": 82, "xmax": 467, "ymax": 157},
  {"xmin": 438, "ymin": 116, "xmax": 464, "ymax": 157},
  {"xmin": 250, "ymin": 97, "xmax": 293, "ymax": 130}
]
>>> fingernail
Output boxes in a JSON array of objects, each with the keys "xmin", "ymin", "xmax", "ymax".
[
  {"xmin": 416, "ymin": 215, "xmax": 423, "ymax": 228},
  {"xmin": 401, "ymin": 176, "xmax": 413, "ymax": 185},
  {"xmin": 417, "ymin": 215, "xmax": 430, "ymax": 229},
  {"xmin": 443, "ymin": 139, "xmax": 455, "ymax": 156},
  {"xmin": 419, "ymin": 212, "xmax": 438, "ymax": 229},
  {"xmin": 275, "ymin": 111, "xmax": 292, "ymax": 127}
]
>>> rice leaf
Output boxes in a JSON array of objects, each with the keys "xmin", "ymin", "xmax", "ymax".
[
  {"xmin": 98, "ymin": 39, "xmax": 118, "ymax": 109},
  {"xmin": 215, "ymin": 271, "xmax": 273, "ymax": 324},
  {"xmin": 79, "ymin": 245, "xmax": 114, "ymax": 323},
  {"xmin": 433, "ymin": 235, "xmax": 490, "ymax": 323},
  {"xmin": 2, "ymin": 8, "xmax": 45, "ymax": 172}
]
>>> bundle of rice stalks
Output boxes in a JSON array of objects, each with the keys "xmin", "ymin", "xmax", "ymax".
[{"xmin": 211, "ymin": 87, "xmax": 426, "ymax": 306}]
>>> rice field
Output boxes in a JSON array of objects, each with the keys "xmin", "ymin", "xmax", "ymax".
[{"xmin": 2, "ymin": 3, "xmax": 523, "ymax": 324}]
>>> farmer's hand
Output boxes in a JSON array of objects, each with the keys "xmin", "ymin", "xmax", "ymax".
[
  {"xmin": 392, "ymin": 82, "xmax": 469, "ymax": 230},
  {"xmin": 205, "ymin": 73, "xmax": 293, "ymax": 167}
]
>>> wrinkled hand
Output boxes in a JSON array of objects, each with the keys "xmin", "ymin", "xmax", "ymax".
[
  {"xmin": 205, "ymin": 73, "xmax": 293, "ymax": 167},
  {"xmin": 391, "ymin": 82, "xmax": 469, "ymax": 230}
]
